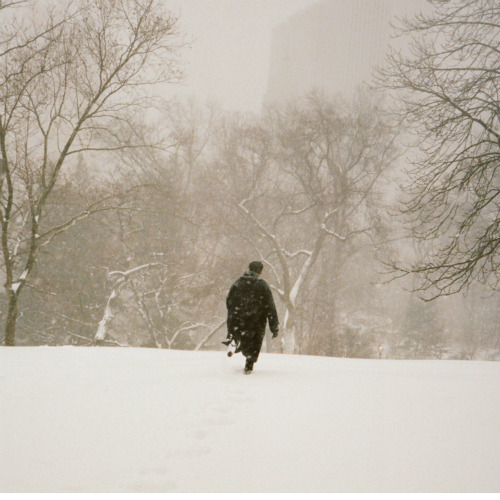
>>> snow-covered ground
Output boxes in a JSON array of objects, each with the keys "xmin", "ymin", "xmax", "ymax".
[{"xmin": 1, "ymin": 347, "xmax": 499, "ymax": 493}]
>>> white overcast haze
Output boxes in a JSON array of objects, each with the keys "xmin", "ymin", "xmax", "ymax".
[
  {"xmin": 164, "ymin": 0, "xmax": 325, "ymax": 111},
  {"xmin": 163, "ymin": 0, "xmax": 430, "ymax": 111}
]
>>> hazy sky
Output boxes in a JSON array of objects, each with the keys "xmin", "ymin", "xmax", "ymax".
[{"xmin": 163, "ymin": 0, "xmax": 320, "ymax": 111}]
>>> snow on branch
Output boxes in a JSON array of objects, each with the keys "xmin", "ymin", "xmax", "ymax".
[
  {"xmin": 9, "ymin": 269, "xmax": 29, "ymax": 294},
  {"xmin": 94, "ymin": 262, "xmax": 165, "ymax": 345},
  {"xmin": 283, "ymin": 249, "xmax": 313, "ymax": 259},
  {"xmin": 238, "ymin": 200, "xmax": 277, "ymax": 241},
  {"xmin": 238, "ymin": 199, "xmax": 291, "ymax": 293},
  {"xmin": 11, "ymin": 212, "xmax": 30, "ymax": 259},
  {"xmin": 321, "ymin": 211, "xmax": 346, "ymax": 240},
  {"xmin": 108, "ymin": 262, "xmax": 164, "ymax": 279},
  {"xmin": 94, "ymin": 290, "xmax": 118, "ymax": 344},
  {"xmin": 195, "ymin": 319, "xmax": 226, "ymax": 351},
  {"xmin": 170, "ymin": 321, "xmax": 205, "ymax": 344},
  {"xmin": 66, "ymin": 331, "xmax": 93, "ymax": 345},
  {"xmin": 37, "ymin": 211, "xmax": 91, "ymax": 248},
  {"xmin": 320, "ymin": 222, "xmax": 346, "ymax": 240},
  {"xmin": 37, "ymin": 205, "xmax": 119, "ymax": 249}
]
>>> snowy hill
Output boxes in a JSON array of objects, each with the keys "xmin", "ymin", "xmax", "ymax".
[{"xmin": 1, "ymin": 347, "xmax": 499, "ymax": 493}]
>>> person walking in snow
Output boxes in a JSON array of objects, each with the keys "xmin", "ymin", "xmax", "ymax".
[{"xmin": 223, "ymin": 261, "xmax": 279, "ymax": 374}]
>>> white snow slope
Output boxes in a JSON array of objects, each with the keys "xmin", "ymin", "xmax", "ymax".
[{"xmin": 1, "ymin": 347, "xmax": 499, "ymax": 493}]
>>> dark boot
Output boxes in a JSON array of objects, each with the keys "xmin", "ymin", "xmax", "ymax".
[{"xmin": 244, "ymin": 358, "xmax": 254, "ymax": 374}]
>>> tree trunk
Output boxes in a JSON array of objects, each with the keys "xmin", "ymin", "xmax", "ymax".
[
  {"xmin": 94, "ymin": 289, "xmax": 118, "ymax": 345},
  {"xmin": 4, "ymin": 292, "xmax": 18, "ymax": 346},
  {"xmin": 282, "ymin": 327, "xmax": 296, "ymax": 354},
  {"xmin": 282, "ymin": 304, "xmax": 297, "ymax": 354}
]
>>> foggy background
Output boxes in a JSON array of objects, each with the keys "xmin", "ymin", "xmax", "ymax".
[{"xmin": 0, "ymin": 0, "xmax": 499, "ymax": 360}]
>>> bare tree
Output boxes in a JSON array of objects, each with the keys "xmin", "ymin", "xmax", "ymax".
[
  {"xmin": 0, "ymin": 0, "xmax": 181, "ymax": 344},
  {"xmin": 377, "ymin": 0, "xmax": 500, "ymax": 298},
  {"xmin": 210, "ymin": 91, "xmax": 399, "ymax": 353},
  {"xmin": 269, "ymin": 92, "xmax": 398, "ymax": 353},
  {"xmin": 94, "ymin": 262, "xmax": 165, "ymax": 347},
  {"xmin": 86, "ymin": 102, "xmax": 228, "ymax": 349}
]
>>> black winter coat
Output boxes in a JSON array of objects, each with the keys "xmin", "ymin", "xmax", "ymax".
[{"xmin": 226, "ymin": 271, "xmax": 279, "ymax": 341}]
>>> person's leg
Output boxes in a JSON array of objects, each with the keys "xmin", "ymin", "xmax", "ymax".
[
  {"xmin": 242, "ymin": 331, "xmax": 265, "ymax": 373},
  {"xmin": 244, "ymin": 357, "xmax": 254, "ymax": 374}
]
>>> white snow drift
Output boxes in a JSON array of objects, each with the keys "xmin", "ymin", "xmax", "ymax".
[{"xmin": 1, "ymin": 347, "xmax": 499, "ymax": 493}]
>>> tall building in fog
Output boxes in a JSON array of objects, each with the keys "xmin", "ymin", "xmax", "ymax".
[{"xmin": 265, "ymin": 0, "xmax": 425, "ymax": 104}]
